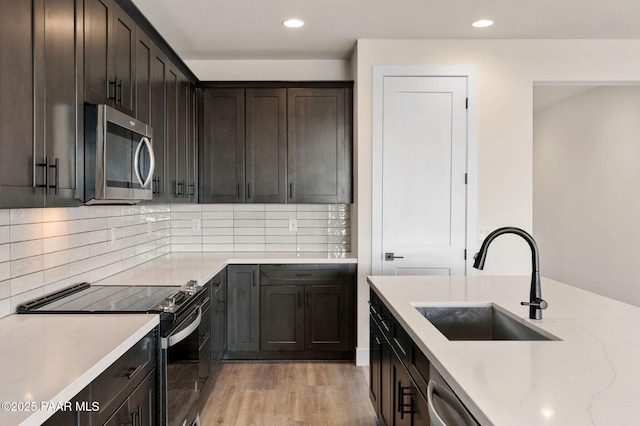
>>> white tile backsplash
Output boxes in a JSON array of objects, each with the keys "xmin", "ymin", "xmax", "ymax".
[{"xmin": 0, "ymin": 203, "xmax": 351, "ymax": 319}]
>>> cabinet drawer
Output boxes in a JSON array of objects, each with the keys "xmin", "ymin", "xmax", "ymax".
[
  {"xmin": 92, "ymin": 330, "xmax": 156, "ymax": 424},
  {"xmin": 261, "ymin": 264, "xmax": 353, "ymax": 285}
]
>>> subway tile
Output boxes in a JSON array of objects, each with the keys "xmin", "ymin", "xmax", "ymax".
[
  {"xmin": 0, "ymin": 297, "xmax": 9, "ymax": 318},
  {"xmin": 0, "ymin": 280, "xmax": 9, "ymax": 299},
  {"xmin": 68, "ymin": 246, "xmax": 93, "ymax": 263},
  {"xmin": 11, "ymin": 271, "xmax": 44, "ymax": 295},
  {"xmin": 329, "ymin": 235, "xmax": 351, "ymax": 244},
  {"xmin": 202, "ymin": 227, "xmax": 233, "ymax": 236},
  {"xmin": 43, "ymin": 250, "xmax": 69, "ymax": 270},
  {"xmin": 328, "ymin": 204, "xmax": 349, "ymax": 211},
  {"xmin": 11, "ymin": 239, "xmax": 43, "ymax": 260},
  {"xmin": 171, "ymin": 227, "xmax": 201, "ymax": 237},
  {"xmin": 234, "ymin": 235, "xmax": 266, "ymax": 244},
  {"xmin": 172, "ymin": 244, "xmax": 203, "ymax": 252},
  {"xmin": 298, "ymin": 235, "xmax": 328, "ymax": 244},
  {"xmin": 69, "ymin": 217, "xmax": 107, "ymax": 234},
  {"xmin": 107, "ymin": 215, "xmax": 124, "ymax": 228},
  {"xmin": 265, "ymin": 244, "xmax": 297, "ymax": 252},
  {"xmin": 203, "ymin": 236, "xmax": 234, "ymax": 245},
  {"xmin": 171, "ymin": 204, "xmax": 202, "ymax": 212},
  {"xmin": 264, "ymin": 204, "xmax": 296, "ymax": 212},
  {"xmin": 233, "ymin": 211, "xmax": 265, "ymax": 220},
  {"xmin": 234, "ymin": 243, "xmax": 266, "ymax": 252},
  {"xmin": 0, "ymin": 262, "xmax": 9, "ymax": 282},
  {"xmin": 43, "ymin": 265, "xmax": 69, "ymax": 286},
  {"xmin": 170, "ymin": 219, "xmax": 194, "ymax": 229},
  {"xmin": 172, "ymin": 236, "xmax": 203, "ymax": 245},
  {"xmin": 43, "ymin": 235, "xmax": 69, "ymax": 254},
  {"xmin": 43, "ymin": 221, "xmax": 69, "ymax": 238},
  {"xmin": 42, "ymin": 208, "xmax": 69, "ymax": 222},
  {"xmin": 105, "ymin": 205, "xmax": 125, "ymax": 217},
  {"xmin": 233, "ymin": 219, "xmax": 265, "ymax": 228},
  {"xmin": 233, "ymin": 204, "xmax": 265, "ymax": 212},
  {"xmin": 328, "ymin": 210, "xmax": 350, "ymax": 220},
  {"xmin": 296, "ymin": 243, "xmax": 329, "ymax": 252},
  {"xmin": 89, "ymin": 206, "xmax": 108, "ymax": 218},
  {"xmin": 170, "ymin": 211, "xmax": 202, "ymax": 220},
  {"xmin": 296, "ymin": 219, "xmax": 327, "ymax": 228},
  {"xmin": 297, "ymin": 211, "xmax": 329, "ymax": 220},
  {"xmin": 266, "ymin": 235, "xmax": 296, "ymax": 244},
  {"xmin": 11, "ymin": 256, "xmax": 44, "ymax": 278},
  {"xmin": 201, "ymin": 204, "xmax": 234, "ymax": 212},
  {"xmin": 0, "ymin": 211, "xmax": 9, "ymax": 226},
  {"xmin": 234, "ymin": 228, "xmax": 266, "ymax": 236},
  {"xmin": 265, "ymin": 211, "xmax": 296, "ymax": 220},
  {"xmin": 0, "ymin": 245, "xmax": 9, "ymax": 263},
  {"xmin": 0, "ymin": 226, "xmax": 9, "ymax": 244},
  {"xmin": 328, "ymin": 228, "xmax": 350, "ymax": 236},
  {"xmin": 202, "ymin": 211, "xmax": 234, "ymax": 220},
  {"xmin": 296, "ymin": 228, "xmax": 327, "ymax": 236},
  {"xmin": 121, "ymin": 214, "xmax": 147, "ymax": 226},
  {"xmin": 328, "ymin": 219, "xmax": 350, "ymax": 228},
  {"xmin": 202, "ymin": 243, "xmax": 234, "ymax": 252},
  {"xmin": 329, "ymin": 244, "xmax": 351, "ymax": 253},
  {"xmin": 202, "ymin": 219, "xmax": 234, "ymax": 228},
  {"xmin": 266, "ymin": 228, "xmax": 296, "ymax": 236},
  {"xmin": 265, "ymin": 219, "xmax": 289, "ymax": 228},
  {"xmin": 43, "ymin": 279, "xmax": 72, "ymax": 295},
  {"xmin": 68, "ymin": 206, "xmax": 92, "ymax": 220},
  {"xmin": 11, "ymin": 208, "xmax": 43, "ymax": 225},
  {"xmin": 122, "ymin": 205, "xmax": 143, "ymax": 215},
  {"xmin": 296, "ymin": 204, "xmax": 327, "ymax": 212},
  {"xmin": 11, "ymin": 223, "xmax": 43, "ymax": 243}
]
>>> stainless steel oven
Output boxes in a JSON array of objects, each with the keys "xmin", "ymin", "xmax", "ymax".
[
  {"xmin": 17, "ymin": 281, "xmax": 212, "ymax": 426},
  {"xmin": 84, "ymin": 104, "xmax": 155, "ymax": 204}
]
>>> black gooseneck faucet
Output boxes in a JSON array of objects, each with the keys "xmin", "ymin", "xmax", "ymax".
[{"xmin": 472, "ymin": 227, "xmax": 548, "ymax": 320}]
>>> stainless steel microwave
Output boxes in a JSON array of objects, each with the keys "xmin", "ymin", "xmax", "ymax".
[{"xmin": 84, "ymin": 104, "xmax": 155, "ymax": 204}]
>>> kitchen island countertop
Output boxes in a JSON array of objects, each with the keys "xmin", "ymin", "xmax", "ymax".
[
  {"xmin": 368, "ymin": 274, "xmax": 640, "ymax": 425},
  {"xmin": 0, "ymin": 314, "xmax": 158, "ymax": 426}
]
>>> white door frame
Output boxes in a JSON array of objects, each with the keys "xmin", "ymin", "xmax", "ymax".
[{"xmin": 371, "ymin": 66, "xmax": 479, "ymax": 275}]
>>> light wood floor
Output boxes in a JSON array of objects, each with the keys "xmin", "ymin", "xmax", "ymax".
[{"xmin": 199, "ymin": 362, "xmax": 379, "ymax": 425}]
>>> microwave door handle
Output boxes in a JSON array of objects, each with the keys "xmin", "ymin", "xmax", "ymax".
[
  {"xmin": 134, "ymin": 136, "xmax": 155, "ymax": 189},
  {"xmin": 161, "ymin": 306, "xmax": 202, "ymax": 349}
]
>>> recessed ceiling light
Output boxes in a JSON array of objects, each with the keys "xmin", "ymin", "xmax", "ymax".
[
  {"xmin": 472, "ymin": 19, "xmax": 494, "ymax": 28},
  {"xmin": 283, "ymin": 19, "xmax": 304, "ymax": 28}
]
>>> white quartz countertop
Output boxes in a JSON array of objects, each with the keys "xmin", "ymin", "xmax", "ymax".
[
  {"xmin": 0, "ymin": 314, "xmax": 158, "ymax": 426},
  {"xmin": 367, "ymin": 274, "xmax": 640, "ymax": 426},
  {"xmin": 96, "ymin": 251, "xmax": 357, "ymax": 287}
]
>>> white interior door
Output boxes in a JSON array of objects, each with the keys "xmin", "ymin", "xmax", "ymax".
[{"xmin": 381, "ymin": 76, "xmax": 468, "ymax": 275}]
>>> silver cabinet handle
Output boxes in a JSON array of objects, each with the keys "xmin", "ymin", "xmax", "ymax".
[
  {"xmin": 134, "ymin": 136, "xmax": 155, "ymax": 188},
  {"xmin": 161, "ymin": 306, "xmax": 202, "ymax": 349}
]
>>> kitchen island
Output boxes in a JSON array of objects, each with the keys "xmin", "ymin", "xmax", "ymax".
[{"xmin": 368, "ymin": 274, "xmax": 640, "ymax": 425}]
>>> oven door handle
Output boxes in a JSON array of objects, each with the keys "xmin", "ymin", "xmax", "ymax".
[{"xmin": 161, "ymin": 306, "xmax": 202, "ymax": 349}]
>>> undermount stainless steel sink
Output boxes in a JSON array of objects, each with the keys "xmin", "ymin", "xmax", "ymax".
[{"xmin": 413, "ymin": 303, "xmax": 560, "ymax": 341}]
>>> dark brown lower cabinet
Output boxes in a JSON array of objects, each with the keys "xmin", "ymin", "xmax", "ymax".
[
  {"xmin": 226, "ymin": 265, "xmax": 260, "ymax": 352},
  {"xmin": 103, "ymin": 371, "xmax": 155, "ymax": 426},
  {"xmin": 369, "ymin": 288, "xmax": 476, "ymax": 426}
]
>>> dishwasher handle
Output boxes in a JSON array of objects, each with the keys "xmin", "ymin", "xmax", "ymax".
[
  {"xmin": 427, "ymin": 379, "xmax": 478, "ymax": 426},
  {"xmin": 161, "ymin": 306, "xmax": 202, "ymax": 349}
]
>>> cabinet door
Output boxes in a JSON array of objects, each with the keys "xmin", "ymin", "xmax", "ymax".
[
  {"xmin": 35, "ymin": 0, "xmax": 82, "ymax": 207},
  {"xmin": 165, "ymin": 66, "xmax": 179, "ymax": 199},
  {"xmin": 210, "ymin": 269, "xmax": 227, "ymax": 365},
  {"xmin": 227, "ymin": 265, "xmax": 259, "ymax": 352},
  {"xmin": 380, "ymin": 331, "xmax": 393, "ymax": 426},
  {"xmin": 83, "ymin": 0, "xmax": 111, "ymax": 105},
  {"xmin": 304, "ymin": 285, "xmax": 349, "ymax": 351},
  {"xmin": 135, "ymin": 29, "xmax": 152, "ymax": 125},
  {"xmin": 369, "ymin": 315, "xmax": 383, "ymax": 417},
  {"xmin": 201, "ymin": 88, "xmax": 245, "ymax": 202},
  {"xmin": 0, "ymin": 0, "xmax": 40, "ymax": 208},
  {"xmin": 111, "ymin": 2, "xmax": 135, "ymax": 116},
  {"xmin": 127, "ymin": 371, "xmax": 156, "ymax": 426},
  {"xmin": 246, "ymin": 88, "xmax": 287, "ymax": 203},
  {"xmin": 392, "ymin": 354, "xmax": 414, "ymax": 426},
  {"xmin": 42, "ymin": 386, "xmax": 91, "ymax": 426},
  {"xmin": 149, "ymin": 48, "xmax": 167, "ymax": 202},
  {"xmin": 260, "ymin": 285, "xmax": 304, "ymax": 351},
  {"xmin": 287, "ymin": 87, "xmax": 352, "ymax": 203}
]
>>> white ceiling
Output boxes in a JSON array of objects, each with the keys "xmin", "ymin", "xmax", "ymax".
[{"xmin": 131, "ymin": 0, "xmax": 640, "ymax": 61}]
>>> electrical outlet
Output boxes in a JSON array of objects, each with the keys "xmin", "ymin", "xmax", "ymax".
[
  {"xmin": 289, "ymin": 219, "xmax": 297, "ymax": 232},
  {"xmin": 192, "ymin": 218, "xmax": 201, "ymax": 231},
  {"xmin": 477, "ymin": 227, "xmax": 490, "ymax": 241},
  {"xmin": 110, "ymin": 227, "xmax": 117, "ymax": 244}
]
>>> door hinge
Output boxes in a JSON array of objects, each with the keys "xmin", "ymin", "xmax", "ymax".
[
  {"xmin": 464, "ymin": 249, "xmax": 467, "ymax": 260},
  {"xmin": 464, "ymin": 173, "xmax": 468, "ymax": 184},
  {"xmin": 465, "ymin": 98, "xmax": 468, "ymax": 109}
]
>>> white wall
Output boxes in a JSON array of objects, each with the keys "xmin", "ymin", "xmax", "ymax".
[
  {"xmin": 534, "ymin": 86, "xmax": 640, "ymax": 307},
  {"xmin": 185, "ymin": 59, "xmax": 351, "ymax": 81},
  {"xmin": 353, "ymin": 39, "xmax": 640, "ymax": 359}
]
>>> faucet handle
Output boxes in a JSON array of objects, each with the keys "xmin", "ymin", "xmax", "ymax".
[{"xmin": 521, "ymin": 298, "xmax": 548, "ymax": 310}]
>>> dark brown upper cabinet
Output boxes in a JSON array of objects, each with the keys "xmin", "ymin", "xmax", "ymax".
[
  {"xmin": 200, "ymin": 83, "xmax": 352, "ymax": 204},
  {"xmin": 287, "ymin": 87, "xmax": 352, "ymax": 204},
  {"xmin": 201, "ymin": 88, "xmax": 246, "ymax": 203},
  {"xmin": 0, "ymin": 0, "xmax": 82, "ymax": 208},
  {"xmin": 84, "ymin": 0, "xmax": 136, "ymax": 117}
]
